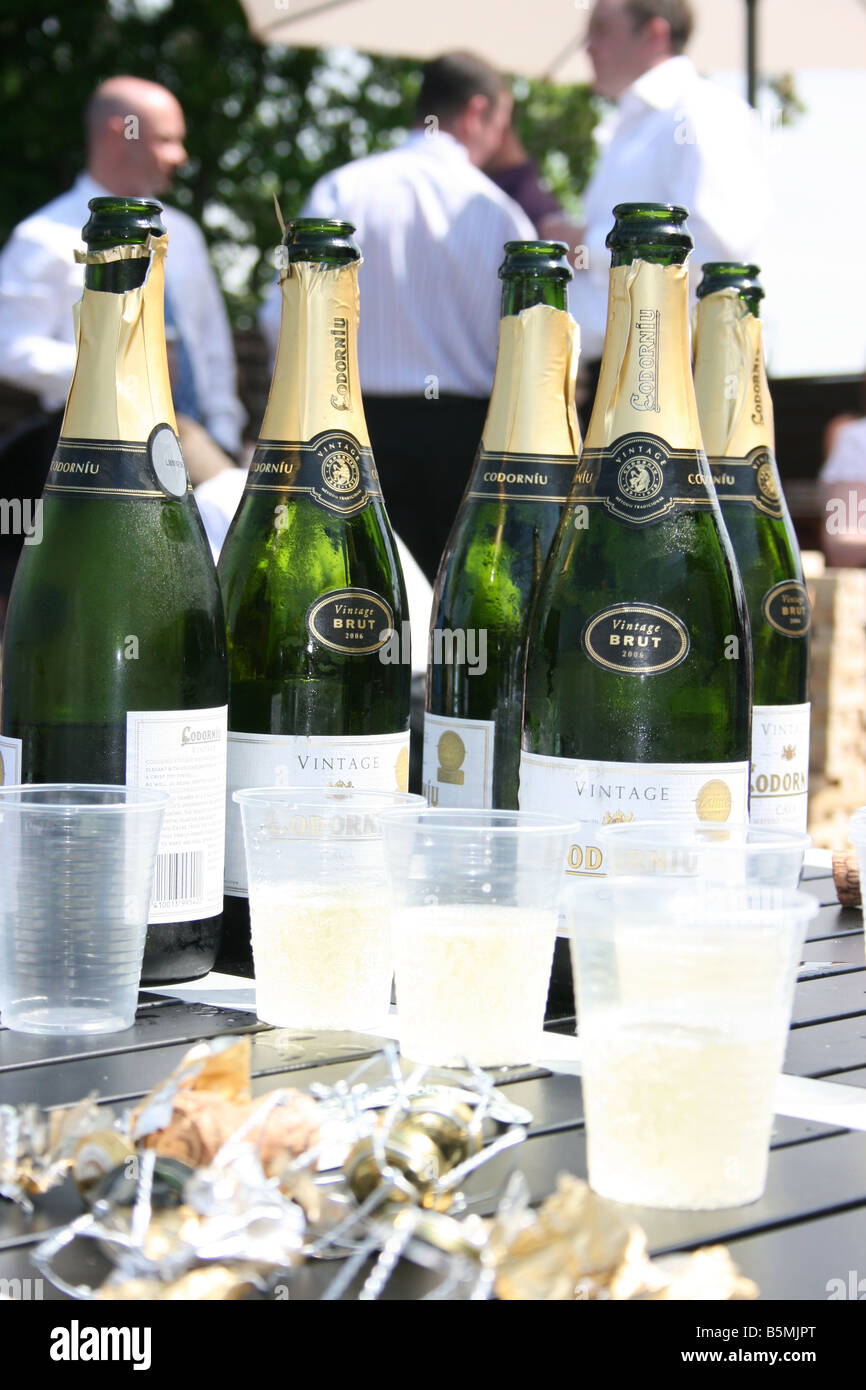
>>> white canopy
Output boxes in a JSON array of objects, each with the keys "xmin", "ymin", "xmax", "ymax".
[{"xmin": 239, "ymin": 0, "xmax": 866, "ymax": 82}]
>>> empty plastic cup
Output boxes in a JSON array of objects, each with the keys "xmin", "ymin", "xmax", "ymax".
[{"xmin": 0, "ymin": 785, "xmax": 168, "ymax": 1035}]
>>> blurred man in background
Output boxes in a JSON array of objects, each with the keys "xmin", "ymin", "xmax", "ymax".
[
  {"xmin": 572, "ymin": 0, "xmax": 770, "ymax": 411},
  {"xmin": 0, "ymin": 77, "xmax": 243, "ymax": 475},
  {"xmin": 261, "ymin": 52, "xmax": 534, "ymax": 581}
]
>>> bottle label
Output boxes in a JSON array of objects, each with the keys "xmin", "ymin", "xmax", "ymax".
[
  {"xmin": 0, "ymin": 735, "xmax": 22, "ymax": 785},
  {"xmin": 707, "ymin": 446, "xmax": 785, "ymax": 518},
  {"xmin": 466, "ymin": 448, "xmax": 580, "ymax": 504},
  {"xmin": 749, "ymin": 703, "xmax": 810, "ymax": 831},
  {"xmin": 582, "ymin": 602, "xmax": 690, "ymax": 676},
  {"xmin": 244, "ymin": 430, "xmax": 381, "ymax": 516},
  {"xmin": 762, "ymin": 581, "xmax": 811, "ymax": 637},
  {"xmin": 306, "ymin": 588, "xmax": 394, "ymax": 655},
  {"xmin": 45, "ymin": 433, "xmax": 191, "ymax": 500},
  {"xmin": 421, "ymin": 712, "xmax": 496, "ymax": 808},
  {"xmin": 573, "ymin": 432, "xmax": 716, "ymax": 526},
  {"xmin": 224, "ymin": 729, "xmax": 410, "ymax": 895},
  {"xmin": 126, "ymin": 705, "xmax": 228, "ymax": 924},
  {"xmin": 519, "ymin": 752, "xmax": 750, "ymax": 876}
]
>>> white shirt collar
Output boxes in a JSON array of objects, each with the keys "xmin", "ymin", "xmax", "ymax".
[
  {"xmin": 403, "ymin": 128, "xmax": 471, "ymax": 162},
  {"xmin": 622, "ymin": 55, "xmax": 697, "ymax": 113}
]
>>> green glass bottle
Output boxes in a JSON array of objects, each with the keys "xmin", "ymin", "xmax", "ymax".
[
  {"xmin": 0, "ymin": 197, "xmax": 228, "ymax": 982},
  {"xmin": 218, "ymin": 219, "xmax": 411, "ymax": 973},
  {"xmin": 520, "ymin": 205, "xmax": 751, "ymax": 875},
  {"xmin": 424, "ymin": 241, "xmax": 581, "ymax": 810},
  {"xmin": 695, "ymin": 263, "xmax": 809, "ymax": 830}
]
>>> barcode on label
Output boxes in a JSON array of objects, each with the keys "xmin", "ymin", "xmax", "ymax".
[{"xmin": 152, "ymin": 850, "xmax": 203, "ymax": 907}]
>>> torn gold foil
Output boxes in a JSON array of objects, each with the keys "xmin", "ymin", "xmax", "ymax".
[
  {"xmin": 99, "ymin": 1264, "xmax": 263, "ymax": 1301},
  {"xmin": 262, "ymin": 259, "xmax": 370, "ymax": 447},
  {"xmin": 0, "ymin": 1095, "xmax": 102, "ymax": 1203},
  {"xmin": 62, "ymin": 232, "xmax": 176, "ymax": 442},
  {"xmin": 693, "ymin": 288, "xmax": 774, "ymax": 458},
  {"xmin": 586, "ymin": 260, "xmax": 704, "ymax": 452},
  {"xmin": 482, "ymin": 304, "xmax": 581, "ymax": 457},
  {"xmin": 493, "ymin": 1175, "xmax": 758, "ymax": 1301}
]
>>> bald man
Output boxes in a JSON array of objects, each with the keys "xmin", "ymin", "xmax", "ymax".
[{"xmin": 0, "ymin": 76, "xmax": 244, "ymax": 473}]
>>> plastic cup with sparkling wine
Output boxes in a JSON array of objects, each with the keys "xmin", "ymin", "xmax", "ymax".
[
  {"xmin": 568, "ymin": 877, "xmax": 818, "ymax": 1210},
  {"xmin": 598, "ymin": 820, "xmax": 811, "ymax": 888},
  {"xmin": 0, "ymin": 784, "xmax": 168, "ymax": 1035},
  {"xmin": 233, "ymin": 787, "xmax": 423, "ymax": 1030},
  {"xmin": 377, "ymin": 808, "xmax": 573, "ymax": 1067}
]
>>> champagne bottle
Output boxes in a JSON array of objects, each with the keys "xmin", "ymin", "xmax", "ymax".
[
  {"xmin": 218, "ymin": 219, "xmax": 411, "ymax": 973},
  {"xmin": 694, "ymin": 263, "xmax": 810, "ymax": 830},
  {"xmin": 520, "ymin": 204, "xmax": 751, "ymax": 874},
  {"xmin": 424, "ymin": 241, "xmax": 581, "ymax": 810},
  {"xmin": 0, "ymin": 197, "xmax": 228, "ymax": 982}
]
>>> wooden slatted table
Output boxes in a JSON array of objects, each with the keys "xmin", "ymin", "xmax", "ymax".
[{"xmin": 1, "ymin": 860, "xmax": 864, "ymax": 1303}]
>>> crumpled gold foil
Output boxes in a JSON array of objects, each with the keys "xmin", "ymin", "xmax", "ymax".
[
  {"xmin": 99, "ymin": 1264, "xmax": 265, "ymax": 1301},
  {"xmin": 0, "ymin": 1095, "xmax": 102, "ymax": 1206},
  {"xmin": 493, "ymin": 1174, "xmax": 758, "ymax": 1301},
  {"xmin": 130, "ymin": 1036, "xmax": 320, "ymax": 1177}
]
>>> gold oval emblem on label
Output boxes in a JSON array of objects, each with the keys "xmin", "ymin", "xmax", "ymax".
[
  {"xmin": 306, "ymin": 588, "xmax": 393, "ymax": 654},
  {"xmin": 582, "ymin": 602, "xmax": 690, "ymax": 676},
  {"xmin": 695, "ymin": 779, "xmax": 733, "ymax": 823},
  {"xmin": 436, "ymin": 730, "xmax": 466, "ymax": 785},
  {"xmin": 756, "ymin": 460, "xmax": 780, "ymax": 502}
]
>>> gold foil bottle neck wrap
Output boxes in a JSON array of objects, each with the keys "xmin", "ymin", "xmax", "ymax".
[
  {"xmin": 585, "ymin": 260, "xmax": 703, "ymax": 452},
  {"xmin": 261, "ymin": 259, "xmax": 371, "ymax": 447},
  {"xmin": 481, "ymin": 303, "xmax": 581, "ymax": 457},
  {"xmin": 61, "ymin": 233, "xmax": 176, "ymax": 444},
  {"xmin": 693, "ymin": 287, "xmax": 775, "ymax": 458}
]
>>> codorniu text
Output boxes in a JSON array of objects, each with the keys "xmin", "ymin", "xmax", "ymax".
[{"xmin": 379, "ymin": 622, "xmax": 487, "ymax": 676}]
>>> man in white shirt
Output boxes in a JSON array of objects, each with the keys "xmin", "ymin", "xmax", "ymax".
[
  {"xmin": 0, "ymin": 76, "xmax": 244, "ymax": 463},
  {"xmin": 572, "ymin": 0, "xmax": 770, "ymax": 373},
  {"xmin": 260, "ymin": 53, "xmax": 535, "ymax": 581}
]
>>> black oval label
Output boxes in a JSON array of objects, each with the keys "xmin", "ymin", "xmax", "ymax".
[
  {"xmin": 307, "ymin": 588, "xmax": 393, "ymax": 654},
  {"xmin": 582, "ymin": 602, "xmax": 690, "ymax": 675},
  {"xmin": 762, "ymin": 581, "xmax": 810, "ymax": 637}
]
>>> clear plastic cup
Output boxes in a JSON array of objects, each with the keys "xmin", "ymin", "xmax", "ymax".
[
  {"xmin": 0, "ymin": 784, "xmax": 168, "ymax": 1035},
  {"xmin": 378, "ymin": 808, "xmax": 574, "ymax": 1067},
  {"xmin": 568, "ymin": 878, "xmax": 818, "ymax": 1209},
  {"xmin": 233, "ymin": 787, "xmax": 423, "ymax": 1030},
  {"xmin": 598, "ymin": 820, "xmax": 810, "ymax": 888}
]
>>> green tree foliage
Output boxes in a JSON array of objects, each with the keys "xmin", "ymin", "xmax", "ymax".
[{"xmin": 0, "ymin": 0, "xmax": 597, "ymax": 324}]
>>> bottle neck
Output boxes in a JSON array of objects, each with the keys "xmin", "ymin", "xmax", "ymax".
[
  {"xmin": 585, "ymin": 258, "xmax": 703, "ymax": 451},
  {"xmin": 61, "ymin": 237, "xmax": 175, "ymax": 443},
  {"xmin": 260, "ymin": 260, "xmax": 370, "ymax": 446},
  {"xmin": 693, "ymin": 289, "xmax": 775, "ymax": 457},
  {"xmin": 482, "ymin": 298, "xmax": 581, "ymax": 457},
  {"xmin": 500, "ymin": 275, "xmax": 568, "ymax": 316}
]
